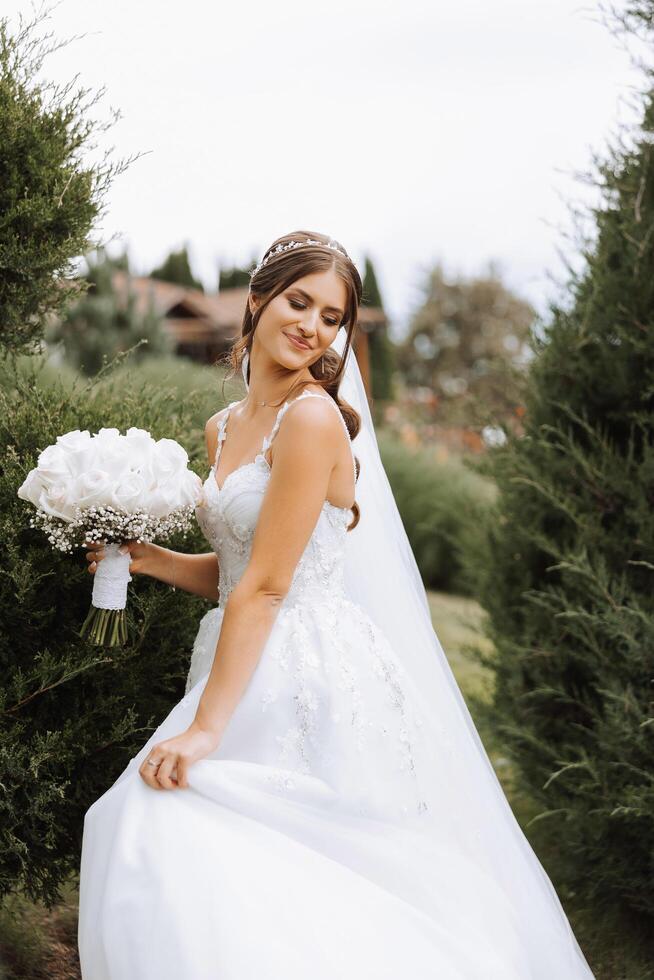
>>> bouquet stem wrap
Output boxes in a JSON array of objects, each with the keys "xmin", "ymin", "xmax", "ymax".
[{"xmin": 80, "ymin": 543, "xmax": 133, "ymax": 646}]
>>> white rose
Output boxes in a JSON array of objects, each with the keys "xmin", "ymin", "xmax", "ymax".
[
  {"xmin": 123, "ymin": 442, "xmax": 156, "ymax": 480},
  {"xmin": 64, "ymin": 441, "xmax": 101, "ymax": 478},
  {"xmin": 128, "ymin": 457, "xmax": 157, "ymax": 494},
  {"xmin": 110, "ymin": 473, "xmax": 147, "ymax": 514},
  {"xmin": 125, "ymin": 427, "xmax": 157, "ymax": 456},
  {"xmin": 72, "ymin": 469, "xmax": 113, "ymax": 510},
  {"xmin": 56, "ymin": 429, "xmax": 92, "ymax": 452},
  {"xmin": 152, "ymin": 439, "xmax": 189, "ymax": 483},
  {"xmin": 94, "ymin": 427, "xmax": 122, "ymax": 447},
  {"xmin": 36, "ymin": 444, "xmax": 72, "ymax": 484},
  {"xmin": 146, "ymin": 486, "xmax": 179, "ymax": 519},
  {"xmin": 101, "ymin": 450, "xmax": 133, "ymax": 483},
  {"xmin": 178, "ymin": 471, "xmax": 203, "ymax": 507},
  {"xmin": 37, "ymin": 483, "xmax": 77, "ymax": 521},
  {"xmin": 153, "ymin": 470, "xmax": 202, "ymax": 512},
  {"xmin": 18, "ymin": 469, "xmax": 47, "ymax": 507}
]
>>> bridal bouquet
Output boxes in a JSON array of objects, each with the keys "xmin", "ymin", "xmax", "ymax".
[{"xmin": 17, "ymin": 427, "xmax": 202, "ymax": 646}]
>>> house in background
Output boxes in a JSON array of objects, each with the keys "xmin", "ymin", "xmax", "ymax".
[{"xmin": 111, "ymin": 271, "xmax": 387, "ymax": 401}]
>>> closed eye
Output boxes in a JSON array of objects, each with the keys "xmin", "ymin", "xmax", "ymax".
[{"xmin": 288, "ymin": 299, "xmax": 339, "ymax": 327}]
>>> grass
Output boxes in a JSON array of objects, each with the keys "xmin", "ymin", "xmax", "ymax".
[
  {"xmin": 0, "ymin": 592, "xmax": 651, "ymax": 978},
  {"xmin": 0, "ymin": 878, "xmax": 80, "ymax": 980}
]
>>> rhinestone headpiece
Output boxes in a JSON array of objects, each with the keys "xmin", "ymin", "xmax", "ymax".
[{"xmin": 250, "ymin": 238, "xmax": 349, "ymax": 280}]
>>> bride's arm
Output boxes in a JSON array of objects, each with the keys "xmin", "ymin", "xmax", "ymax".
[
  {"xmin": 192, "ymin": 398, "xmax": 341, "ymax": 742},
  {"xmin": 139, "ymin": 544, "xmax": 219, "ymax": 601},
  {"xmin": 85, "ymin": 539, "xmax": 219, "ymax": 601}
]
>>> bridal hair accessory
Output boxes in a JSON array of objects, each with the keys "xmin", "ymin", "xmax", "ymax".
[
  {"xmin": 239, "ymin": 324, "xmax": 598, "ymax": 970},
  {"xmin": 250, "ymin": 239, "xmax": 349, "ymax": 279}
]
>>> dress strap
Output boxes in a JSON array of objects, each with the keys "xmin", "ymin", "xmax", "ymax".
[
  {"xmin": 214, "ymin": 401, "xmax": 239, "ymax": 468},
  {"xmin": 262, "ymin": 390, "xmax": 357, "ymax": 487}
]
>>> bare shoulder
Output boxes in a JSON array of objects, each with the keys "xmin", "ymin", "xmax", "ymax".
[
  {"xmin": 205, "ymin": 398, "xmax": 246, "ymax": 433},
  {"xmin": 275, "ymin": 391, "xmax": 345, "ymax": 454},
  {"xmin": 205, "ymin": 404, "xmax": 229, "ymax": 434}
]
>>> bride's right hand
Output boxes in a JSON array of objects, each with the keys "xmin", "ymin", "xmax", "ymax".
[{"xmin": 84, "ymin": 538, "xmax": 151, "ymax": 576}]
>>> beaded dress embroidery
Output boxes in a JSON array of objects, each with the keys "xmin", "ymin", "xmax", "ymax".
[{"xmin": 189, "ymin": 390, "xmax": 430, "ymax": 819}]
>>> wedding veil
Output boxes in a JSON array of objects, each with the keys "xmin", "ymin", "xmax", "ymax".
[{"xmin": 241, "ymin": 326, "xmax": 595, "ymax": 976}]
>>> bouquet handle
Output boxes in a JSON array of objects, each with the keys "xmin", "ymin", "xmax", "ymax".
[{"xmin": 80, "ymin": 543, "xmax": 133, "ymax": 646}]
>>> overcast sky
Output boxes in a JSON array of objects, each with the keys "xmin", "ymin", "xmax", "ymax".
[{"xmin": 6, "ymin": 0, "xmax": 646, "ymax": 337}]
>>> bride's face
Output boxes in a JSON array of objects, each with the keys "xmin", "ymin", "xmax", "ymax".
[{"xmin": 249, "ymin": 269, "xmax": 348, "ymax": 371}]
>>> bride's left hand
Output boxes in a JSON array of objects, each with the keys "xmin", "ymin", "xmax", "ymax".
[{"xmin": 138, "ymin": 722, "xmax": 221, "ymax": 791}]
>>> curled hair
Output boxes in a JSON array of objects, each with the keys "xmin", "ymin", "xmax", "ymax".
[{"xmin": 221, "ymin": 229, "xmax": 363, "ymax": 530}]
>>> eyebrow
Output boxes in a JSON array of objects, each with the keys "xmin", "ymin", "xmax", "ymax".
[{"xmin": 289, "ymin": 287, "xmax": 344, "ymax": 319}]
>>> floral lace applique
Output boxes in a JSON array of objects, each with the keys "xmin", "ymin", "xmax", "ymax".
[{"xmin": 190, "ymin": 393, "xmax": 430, "ymax": 818}]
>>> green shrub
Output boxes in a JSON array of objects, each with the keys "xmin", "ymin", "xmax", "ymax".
[
  {"xmin": 378, "ymin": 433, "xmax": 495, "ymax": 595},
  {"xmin": 106, "ymin": 354, "xmax": 245, "ymax": 437},
  {"xmin": 0, "ymin": 360, "xmax": 225, "ymax": 907},
  {"xmin": 475, "ymin": 87, "xmax": 654, "ymax": 919}
]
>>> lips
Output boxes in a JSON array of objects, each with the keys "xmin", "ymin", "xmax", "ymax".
[{"xmin": 285, "ymin": 332, "xmax": 312, "ymax": 351}]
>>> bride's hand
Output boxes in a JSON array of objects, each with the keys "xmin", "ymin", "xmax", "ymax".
[
  {"xmin": 84, "ymin": 538, "xmax": 150, "ymax": 576},
  {"xmin": 138, "ymin": 722, "xmax": 221, "ymax": 791}
]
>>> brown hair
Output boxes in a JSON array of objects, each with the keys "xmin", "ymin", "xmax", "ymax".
[{"xmin": 222, "ymin": 229, "xmax": 363, "ymax": 530}]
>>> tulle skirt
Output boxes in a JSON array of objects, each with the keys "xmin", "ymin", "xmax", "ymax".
[{"xmin": 78, "ymin": 602, "xmax": 595, "ymax": 979}]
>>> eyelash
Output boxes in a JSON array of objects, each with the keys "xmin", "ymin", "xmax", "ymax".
[{"xmin": 288, "ymin": 299, "xmax": 339, "ymax": 327}]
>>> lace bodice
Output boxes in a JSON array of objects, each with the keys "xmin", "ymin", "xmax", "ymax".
[
  {"xmin": 189, "ymin": 392, "xmax": 432, "ymax": 818},
  {"xmin": 194, "ymin": 390, "xmax": 356, "ymax": 610}
]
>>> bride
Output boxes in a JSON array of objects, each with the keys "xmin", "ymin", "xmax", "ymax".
[{"xmin": 78, "ymin": 230, "xmax": 595, "ymax": 978}]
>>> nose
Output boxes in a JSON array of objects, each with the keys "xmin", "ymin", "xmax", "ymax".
[{"xmin": 298, "ymin": 312, "xmax": 319, "ymax": 336}]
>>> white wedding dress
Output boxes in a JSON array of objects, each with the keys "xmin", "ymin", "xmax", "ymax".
[{"xmin": 78, "ymin": 391, "xmax": 596, "ymax": 979}]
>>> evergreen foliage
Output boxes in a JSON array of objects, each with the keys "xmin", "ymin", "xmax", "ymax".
[
  {"xmin": 361, "ymin": 255, "xmax": 395, "ymax": 401},
  {"xmin": 378, "ymin": 433, "xmax": 494, "ymax": 595},
  {"xmin": 0, "ymin": 8, "xmax": 137, "ymax": 356},
  {"xmin": 218, "ymin": 263, "xmax": 255, "ymax": 290},
  {"xmin": 475, "ymin": 18, "xmax": 654, "ymax": 918},
  {"xmin": 150, "ymin": 245, "xmax": 204, "ymax": 291},
  {"xmin": 0, "ymin": 362, "xmax": 215, "ymax": 907}
]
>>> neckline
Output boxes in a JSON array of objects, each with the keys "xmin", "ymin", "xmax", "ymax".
[
  {"xmin": 211, "ymin": 452, "xmax": 268, "ymax": 496},
  {"xmin": 211, "ymin": 389, "xmax": 354, "ymax": 513},
  {"xmin": 205, "ymin": 459, "xmax": 352, "ymax": 516},
  {"xmin": 213, "ymin": 390, "xmax": 325, "ymax": 494}
]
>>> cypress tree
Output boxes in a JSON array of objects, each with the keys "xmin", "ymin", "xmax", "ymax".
[
  {"xmin": 361, "ymin": 255, "xmax": 395, "ymax": 401},
  {"xmin": 476, "ymin": 7, "xmax": 654, "ymax": 920},
  {"xmin": 218, "ymin": 263, "xmax": 254, "ymax": 290},
  {"xmin": 150, "ymin": 245, "xmax": 204, "ymax": 291}
]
